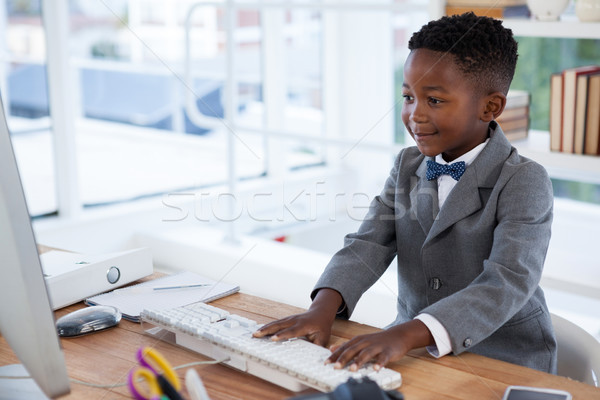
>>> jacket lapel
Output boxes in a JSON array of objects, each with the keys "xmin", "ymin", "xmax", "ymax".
[
  {"xmin": 423, "ymin": 124, "xmax": 513, "ymax": 246},
  {"xmin": 410, "ymin": 159, "xmax": 439, "ymax": 235},
  {"xmin": 425, "ymin": 165, "xmax": 481, "ymax": 243}
]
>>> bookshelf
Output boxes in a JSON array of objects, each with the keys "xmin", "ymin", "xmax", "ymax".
[
  {"xmin": 502, "ymin": 14, "xmax": 600, "ymax": 184},
  {"xmin": 503, "ymin": 16, "xmax": 600, "ymax": 39},
  {"xmin": 430, "ymin": 1, "xmax": 600, "ymax": 184},
  {"xmin": 511, "ymin": 130, "xmax": 600, "ymax": 184}
]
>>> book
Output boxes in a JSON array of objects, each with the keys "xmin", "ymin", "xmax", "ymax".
[
  {"xmin": 446, "ymin": 0, "xmax": 527, "ymax": 6},
  {"xmin": 505, "ymin": 90, "xmax": 531, "ymax": 109},
  {"xmin": 497, "ymin": 115, "xmax": 529, "ymax": 133},
  {"xmin": 497, "ymin": 112, "xmax": 529, "ymax": 141},
  {"xmin": 445, "ymin": 5, "xmax": 530, "ymax": 18},
  {"xmin": 85, "ymin": 270, "xmax": 240, "ymax": 322},
  {"xmin": 496, "ymin": 91, "xmax": 530, "ymax": 141},
  {"xmin": 584, "ymin": 74, "xmax": 600, "ymax": 155},
  {"xmin": 574, "ymin": 72, "xmax": 600, "ymax": 154},
  {"xmin": 503, "ymin": 128, "xmax": 529, "ymax": 142},
  {"xmin": 550, "ymin": 73, "xmax": 563, "ymax": 152},
  {"xmin": 561, "ymin": 65, "xmax": 600, "ymax": 153},
  {"xmin": 498, "ymin": 105, "xmax": 529, "ymax": 121},
  {"xmin": 574, "ymin": 73, "xmax": 589, "ymax": 154}
]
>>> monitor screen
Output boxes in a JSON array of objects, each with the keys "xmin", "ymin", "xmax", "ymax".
[{"xmin": 0, "ymin": 98, "xmax": 71, "ymax": 398}]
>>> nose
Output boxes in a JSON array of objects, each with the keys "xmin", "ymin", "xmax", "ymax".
[{"xmin": 408, "ymin": 100, "xmax": 427, "ymax": 124}]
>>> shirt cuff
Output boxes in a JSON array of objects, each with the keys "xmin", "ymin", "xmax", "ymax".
[{"xmin": 414, "ymin": 313, "xmax": 452, "ymax": 358}]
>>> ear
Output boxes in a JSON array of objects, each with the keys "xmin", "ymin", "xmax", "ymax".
[{"xmin": 480, "ymin": 92, "xmax": 506, "ymax": 122}]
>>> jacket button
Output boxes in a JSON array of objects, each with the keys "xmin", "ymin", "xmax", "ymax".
[
  {"xmin": 429, "ymin": 277, "xmax": 442, "ymax": 290},
  {"xmin": 463, "ymin": 338, "xmax": 472, "ymax": 348}
]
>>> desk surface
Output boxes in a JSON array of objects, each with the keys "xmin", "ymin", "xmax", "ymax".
[{"xmin": 1, "ymin": 292, "xmax": 599, "ymax": 400}]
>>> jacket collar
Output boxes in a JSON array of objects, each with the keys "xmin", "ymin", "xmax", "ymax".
[{"xmin": 411, "ymin": 122, "xmax": 513, "ymax": 243}]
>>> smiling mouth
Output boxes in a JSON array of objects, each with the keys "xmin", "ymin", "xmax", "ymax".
[{"xmin": 413, "ymin": 132, "xmax": 436, "ymax": 137}]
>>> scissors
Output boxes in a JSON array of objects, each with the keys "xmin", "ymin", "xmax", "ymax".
[{"xmin": 128, "ymin": 347, "xmax": 183, "ymax": 400}]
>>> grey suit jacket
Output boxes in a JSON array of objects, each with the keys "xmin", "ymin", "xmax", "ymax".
[{"xmin": 313, "ymin": 123, "xmax": 557, "ymax": 373}]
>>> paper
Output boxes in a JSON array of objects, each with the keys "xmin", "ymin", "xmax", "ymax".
[{"xmin": 85, "ymin": 271, "xmax": 239, "ymax": 322}]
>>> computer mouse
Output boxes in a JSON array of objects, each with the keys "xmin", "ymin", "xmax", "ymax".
[{"xmin": 56, "ymin": 305, "xmax": 121, "ymax": 337}]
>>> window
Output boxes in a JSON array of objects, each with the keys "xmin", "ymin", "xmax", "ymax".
[
  {"xmin": 512, "ymin": 36, "xmax": 600, "ymax": 205},
  {"xmin": 2, "ymin": 1, "xmax": 56, "ymax": 217},
  {"xmin": 72, "ymin": 1, "xmax": 267, "ymax": 206},
  {"xmin": 4, "ymin": 0, "xmax": 431, "ymax": 222},
  {"xmin": 392, "ymin": 7, "xmax": 429, "ymax": 144}
]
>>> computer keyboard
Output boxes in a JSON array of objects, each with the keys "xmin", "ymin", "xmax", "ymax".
[{"xmin": 140, "ymin": 302, "xmax": 402, "ymax": 393}]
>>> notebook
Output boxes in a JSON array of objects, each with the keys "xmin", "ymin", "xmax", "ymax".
[{"xmin": 85, "ymin": 271, "xmax": 240, "ymax": 322}]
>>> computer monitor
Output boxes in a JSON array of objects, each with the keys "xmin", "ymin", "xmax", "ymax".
[{"xmin": 0, "ymin": 97, "xmax": 71, "ymax": 398}]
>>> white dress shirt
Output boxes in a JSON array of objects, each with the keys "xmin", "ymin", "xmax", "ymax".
[{"xmin": 415, "ymin": 138, "xmax": 490, "ymax": 358}]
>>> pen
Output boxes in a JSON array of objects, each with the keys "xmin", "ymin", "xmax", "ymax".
[
  {"xmin": 117, "ymin": 283, "xmax": 211, "ymax": 294},
  {"xmin": 153, "ymin": 284, "xmax": 211, "ymax": 291}
]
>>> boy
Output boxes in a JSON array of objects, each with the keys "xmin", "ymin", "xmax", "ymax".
[{"xmin": 254, "ymin": 12, "xmax": 557, "ymax": 374}]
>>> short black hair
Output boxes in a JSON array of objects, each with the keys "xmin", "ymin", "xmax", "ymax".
[{"xmin": 408, "ymin": 12, "xmax": 518, "ymax": 95}]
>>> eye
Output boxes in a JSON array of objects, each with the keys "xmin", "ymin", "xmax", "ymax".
[
  {"xmin": 402, "ymin": 94, "xmax": 414, "ymax": 102},
  {"xmin": 428, "ymin": 97, "xmax": 443, "ymax": 105}
]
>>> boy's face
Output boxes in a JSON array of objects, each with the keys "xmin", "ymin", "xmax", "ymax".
[{"xmin": 401, "ymin": 49, "xmax": 491, "ymax": 162}]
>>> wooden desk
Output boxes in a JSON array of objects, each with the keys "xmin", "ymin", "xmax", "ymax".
[{"xmin": 1, "ymin": 293, "xmax": 599, "ymax": 400}]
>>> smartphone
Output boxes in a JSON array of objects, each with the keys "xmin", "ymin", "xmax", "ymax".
[{"xmin": 502, "ymin": 386, "xmax": 572, "ymax": 400}]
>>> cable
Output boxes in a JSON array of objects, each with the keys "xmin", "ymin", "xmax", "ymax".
[
  {"xmin": 69, "ymin": 378, "xmax": 129, "ymax": 389},
  {"xmin": 0, "ymin": 358, "xmax": 230, "ymax": 390},
  {"xmin": 0, "ymin": 375, "xmax": 32, "ymax": 380}
]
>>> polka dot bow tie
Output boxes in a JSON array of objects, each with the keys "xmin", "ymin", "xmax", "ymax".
[{"xmin": 426, "ymin": 160, "xmax": 466, "ymax": 181}]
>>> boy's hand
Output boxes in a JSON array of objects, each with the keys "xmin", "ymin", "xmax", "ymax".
[
  {"xmin": 252, "ymin": 288, "xmax": 343, "ymax": 347},
  {"xmin": 326, "ymin": 319, "xmax": 434, "ymax": 371},
  {"xmin": 252, "ymin": 308, "xmax": 334, "ymax": 347}
]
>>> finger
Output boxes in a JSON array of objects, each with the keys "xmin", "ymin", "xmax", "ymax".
[
  {"xmin": 306, "ymin": 331, "xmax": 329, "ymax": 347},
  {"xmin": 325, "ymin": 340, "xmax": 351, "ymax": 364},
  {"xmin": 270, "ymin": 324, "xmax": 316, "ymax": 342},
  {"xmin": 352, "ymin": 346, "xmax": 384, "ymax": 371},
  {"xmin": 327, "ymin": 336, "xmax": 361, "ymax": 357},
  {"xmin": 331, "ymin": 341, "xmax": 370, "ymax": 370},
  {"xmin": 270, "ymin": 327, "xmax": 300, "ymax": 341},
  {"xmin": 252, "ymin": 319, "xmax": 293, "ymax": 337},
  {"xmin": 373, "ymin": 352, "xmax": 390, "ymax": 371},
  {"xmin": 326, "ymin": 340, "xmax": 357, "ymax": 364}
]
